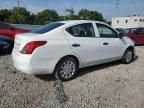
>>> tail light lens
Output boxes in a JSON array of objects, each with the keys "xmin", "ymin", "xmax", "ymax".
[{"xmin": 21, "ymin": 41, "xmax": 47, "ymax": 54}]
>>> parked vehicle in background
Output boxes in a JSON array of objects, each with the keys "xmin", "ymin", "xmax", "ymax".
[
  {"xmin": 0, "ymin": 22, "xmax": 29, "ymax": 39},
  {"xmin": 0, "ymin": 22, "xmax": 29, "ymax": 53},
  {"xmin": 115, "ymin": 28, "xmax": 126, "ymax": 35},
  {"xmin": 126, "ymin": 28, "xmax": 144, "ymax": 44},
  {"xmin": 0, "ymin": 35, "xmax": 14, "ymax": 54},
  {"xmin": 12, "ymin": 20, "xmax": 135, "ymax": 81}
]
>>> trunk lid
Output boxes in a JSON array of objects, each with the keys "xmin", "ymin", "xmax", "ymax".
[{"xmin": 13, "ymin": 33, "xmax": 39, "ymax": 52}]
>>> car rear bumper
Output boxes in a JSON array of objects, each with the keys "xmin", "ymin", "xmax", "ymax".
[{"xmin": 12, "ymin": 51, "xmax": 58, "ymax": 75}]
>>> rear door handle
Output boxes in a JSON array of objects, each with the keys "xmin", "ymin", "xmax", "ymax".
[
  {"xmin": 72, "ymin": 43, "xmax": 80, "ymax": 47},
  {"xmin": 103, "ymin": 42, "xmax": 109, "ymax": 45}
]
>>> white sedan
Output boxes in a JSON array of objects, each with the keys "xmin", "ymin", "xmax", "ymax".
[{"xmin": 12, "ymin": 20, "xmax": 135, "ymax": 81}]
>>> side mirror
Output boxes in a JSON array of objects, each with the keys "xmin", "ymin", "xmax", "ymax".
[{"xmin": 118, "ymin": 32, "xmax": 124, "ymax": 38}]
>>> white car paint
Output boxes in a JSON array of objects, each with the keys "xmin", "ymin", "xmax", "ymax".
[{"xmin": 12, "ymin": 20, "xmax": 135, "ymax": 75}]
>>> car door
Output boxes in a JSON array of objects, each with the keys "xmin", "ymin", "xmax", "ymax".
[
  {"xmin": 95, "ymin": 23, "xmax": 125, "ymax": 61},
  {"xmin": 64, "ymin": 23, "xmax": 103, "ymax": 67},
  {"xmin": 127, "ymin": 28, "xmax": 140, "ymax": 44},
  {"xmin": 132, "ymin": 28, "xmax": 144, "ymax": 44},
  {"xmin": 0, "ymin": 23, "xmax": 15, "ymax": 38}
]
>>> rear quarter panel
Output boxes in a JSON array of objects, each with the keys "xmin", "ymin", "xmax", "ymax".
[{"xmin": 28, "ymin": 28, "xmax": 75, "ymax": 72}]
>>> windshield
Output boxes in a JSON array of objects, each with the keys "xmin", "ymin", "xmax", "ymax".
[{"xmin": 31, "ymin": 22, "xmax": 64, "ymax": 34}]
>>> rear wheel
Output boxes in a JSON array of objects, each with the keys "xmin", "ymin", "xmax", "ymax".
[
  {"xmin": 122, "ymin": 48, "xmax": 134, "ymax": 64},
  {"xmin": 54, "ymin": 57, "xmax": 78, "ymax": 81}
]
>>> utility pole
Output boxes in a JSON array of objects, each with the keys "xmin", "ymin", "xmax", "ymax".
[
  {"xmin": 116, "ymin": 0, "xmax": 120, "ymax": 9},
  {"xmin": 17, "ymin": 0, "xmax": 20, "ymax": 22},
  {"xmin": 115, "ymin": 0, "xmax": 120, "ymax": 16},
  {"xmin": 18, "ymin": 0, "xmax": 20, "ymax": 8}
]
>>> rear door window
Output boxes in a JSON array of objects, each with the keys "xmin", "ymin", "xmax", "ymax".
[{"xmin": 66, "ymin": 23, "xmax": 95, "ymax": 37}]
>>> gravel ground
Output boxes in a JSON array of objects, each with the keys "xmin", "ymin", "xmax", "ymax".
[{"xmin": 0, "ymin": 46, "xmax": 144, "ymax": 108}]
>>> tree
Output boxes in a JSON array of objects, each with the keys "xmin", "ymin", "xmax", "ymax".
[
  {"xmin": 78, "ymin": 9, "xmax": 104, "ymax": 21},
  {"xmin": 0, "ymin": 7, "xmax": 105, "ymax": 24},
  {"xmin": 0, "ymin": 9, "xmax": 11, "ymax": 22},
  {"xmin": 8, "ymin": 7, "xmax": 31, "ymax": 24},
  {"xmin": 106, "ymin": 21, "xmax": 111, "ymax": 25},
  {"xmin": 28, "ymin": 13, "xmax": 36, "ymax": 24},
  {"xmin": 65, "ymin": 8, "xmax": 74, "ymax": 17},
  {"xmin": 35, "ymin": 9, "xmax": 59, "ymax": 24},
  {"xmin": 64, "ymin": 8, "xmax": 80, "ymax": 20}
]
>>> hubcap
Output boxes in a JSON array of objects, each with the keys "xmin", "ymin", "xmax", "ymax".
[
  {"xmin": 126, "ymin": 51, "xmax": 133, "ymax": 63},
  {"xmin": 60, "ymin": 61, "xmax": 76, "ymax": 79}
]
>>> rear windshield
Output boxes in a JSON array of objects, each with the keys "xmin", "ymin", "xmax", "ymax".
[{"xmin": 31, "ymin": 23, "xmax": 64, "ymax": 34}]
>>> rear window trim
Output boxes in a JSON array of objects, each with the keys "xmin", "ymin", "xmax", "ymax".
[{"xmin": 65, "ymin": 23, "xmax": 96, "ymax": 38}]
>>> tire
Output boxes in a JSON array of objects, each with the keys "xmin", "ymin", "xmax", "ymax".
[
  {"xmin": 54, "ymin": 57, "xmax": 78, "ymax": 81},
  {"xmin": 1, "ymin": 40, "xmax": 14, "ymax": 54},
  {"xmin": 122, "ymin": 48, "xmax": 134, "ymax": 64},
  {"xmin": 0, "ymin": 41, "xmax": 9, "ymax": 54},
  {"xmin": 3, "ymin": 41, "xmax": 13, "ymax": 54},
  {"xmin": 7, "ymin": 41, "xmax": 14, "ymax": 54}
]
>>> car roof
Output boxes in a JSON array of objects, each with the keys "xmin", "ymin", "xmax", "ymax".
[
  {"xmin": 55, "ymin": 20, "xmax": 118, "ymax": 33},
  {"xmin": 57, "ymin": 20, "xmax": 105, "ymax": 25}
]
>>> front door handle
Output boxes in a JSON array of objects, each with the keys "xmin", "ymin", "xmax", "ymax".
[
  {"xmin": 103, "ymin": 42, "xmax": 109, "ymax": 45},
  {"xmin": 72, "ymin": 43, "xmax": 80, "ymax": 47}
]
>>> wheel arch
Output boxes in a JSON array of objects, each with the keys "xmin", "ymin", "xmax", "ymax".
[
  {"xmin": 125, "ymin": 46, "xmax": 134, "ymax": 52},
  {"xmin": 54, "ymin": 55, "xmax": 80, "ymax": 72},
  {"xmin": 123, "ymin": 46, "xmax": 135, "ymax": 57}
]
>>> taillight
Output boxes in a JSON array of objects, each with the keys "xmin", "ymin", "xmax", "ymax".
[{"xmin": 21, "ymin": 41, "xmax": 47, "ymax": 54}]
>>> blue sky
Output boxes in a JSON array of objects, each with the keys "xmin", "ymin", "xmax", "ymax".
[{"xmin": 0, "ymin": 0, "xmax": 144, "ymax": 20}]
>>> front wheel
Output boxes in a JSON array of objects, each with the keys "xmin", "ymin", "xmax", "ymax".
[
  {"xmin": 54, "ymin": 57, "xmax": 78, "ymax": 81},
  {"xmin": 122, "ymin": 48, "xmax": 134, "ymax": 64}
]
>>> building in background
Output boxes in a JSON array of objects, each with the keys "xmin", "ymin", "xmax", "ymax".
[{"xmin": 112, "ymin": 16, "xmax": 144, "ymax": 29}]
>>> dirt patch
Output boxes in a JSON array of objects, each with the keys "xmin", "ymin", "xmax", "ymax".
[
  {"xmin": 53, "ymin": 80, "xmax": 68, "ymax": 107},
  {"xmin": 1, "ymin": 46, "xmax": 144, "ymax": 108}
]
